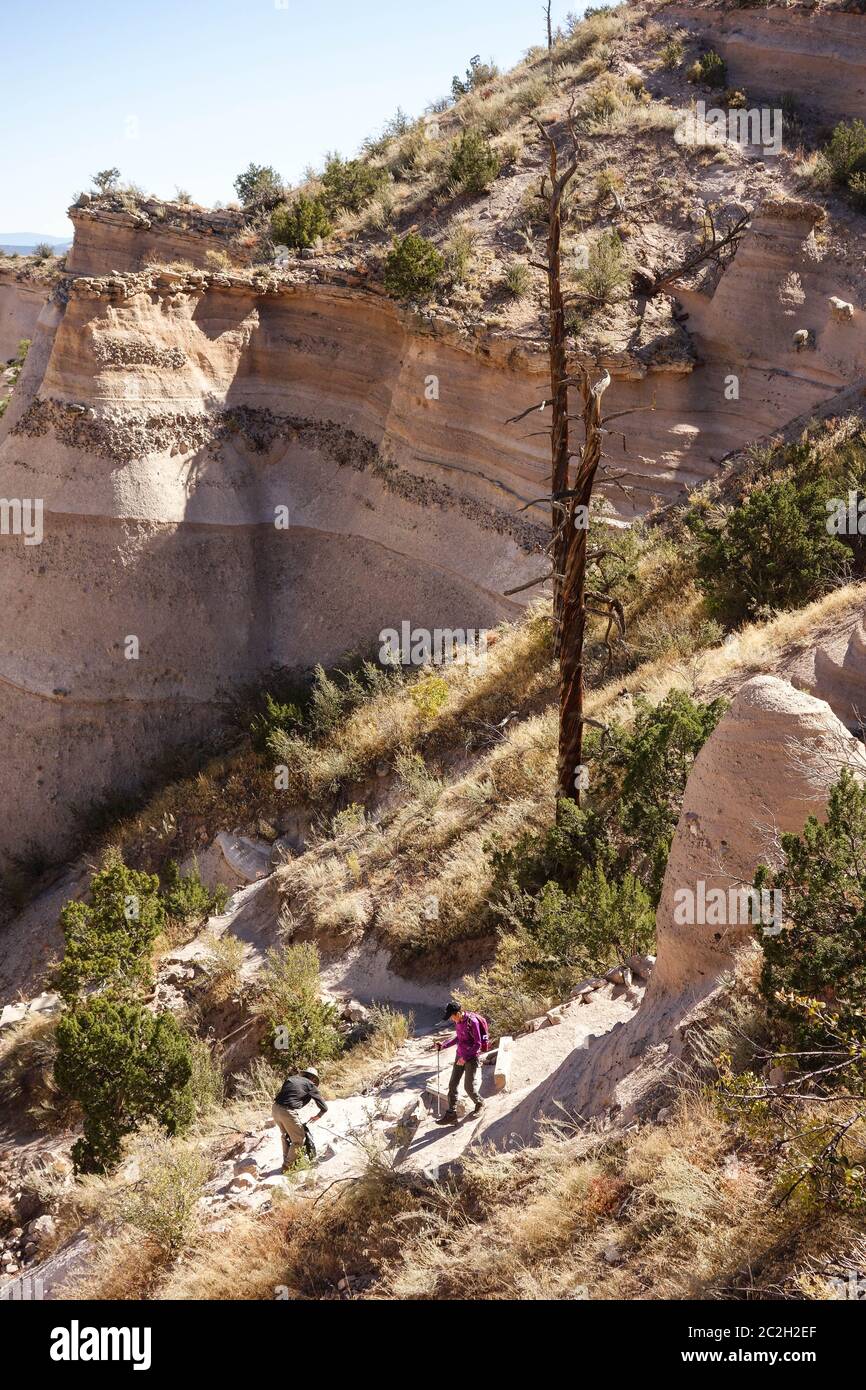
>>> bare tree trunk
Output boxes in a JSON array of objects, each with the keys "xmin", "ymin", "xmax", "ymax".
[
  {"xmin": 543, "ymin": 133, "xmax": 572, "ymax": 657},
  {"xmin": 512, "ymin": 109, "xmax": 624, "ymax": 814},
  {"xmin": 557, "ymin": 369, "xmax": 610, "ymax": 804},
  {"xmin": 545, "ymin": 1, "xmax": 554, "ymax": 85}
]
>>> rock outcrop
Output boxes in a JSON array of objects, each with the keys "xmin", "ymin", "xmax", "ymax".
[
  {"xmin": 482, "ymin": 675, "xmax": 866, "ymax": 1138},
  {"xmin": 66, "ymin": 197, "xmax": 248, "ymax": 276},
  {"xmin": 664, "ymin": 4, "xmax": 866, "ymax": 123},
  {"xmin": 0, "ymin": 266, "xmax": 45, "ymax": 363}
]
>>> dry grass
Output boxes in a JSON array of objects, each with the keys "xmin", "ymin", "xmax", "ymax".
[
  {"xmin": 324, "ymin": 1005, "xmax": 412, "ymax": 1099},
  {"xmin": 96, "ymin": 559, "xmax": 865, "ymax": 975}
]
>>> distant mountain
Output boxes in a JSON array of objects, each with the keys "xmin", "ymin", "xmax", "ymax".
[{"xmin": 0, "ymin": 233, "xmax": 72, "ymax": 255}]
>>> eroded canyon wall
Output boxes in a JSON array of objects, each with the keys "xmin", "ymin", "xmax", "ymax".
[
  {"xmin": 664, "ymin": 3, "xmax": 866, "ymax": 121},
  {"xmin": 1, "ymin": 156, "xmax": 864, "ymax": 871}
]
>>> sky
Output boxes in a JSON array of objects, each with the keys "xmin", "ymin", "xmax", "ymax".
[{"xmin": 1, "ymin": 0, "xmax": 584, "ymax": 237}]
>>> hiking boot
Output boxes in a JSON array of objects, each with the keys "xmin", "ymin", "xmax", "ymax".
[
  {"xmin": 436, "ymin": 1109, "xmax": 458, "ymax": 1125},
  {"xmin": 473, "ymin": 1100, "xmax": 485, "ymax": 1115}
]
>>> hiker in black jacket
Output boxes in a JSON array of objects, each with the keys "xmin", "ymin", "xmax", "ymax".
[{"xmin": 272, "ymin": 1066, "xmax": 328, "ymax": 1169}]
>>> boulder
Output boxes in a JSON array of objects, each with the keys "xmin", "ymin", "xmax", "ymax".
[
  {"xmin": 14, "ymin": 1191, "xmax": 42, "ymax": 1223},
  {"xmin": 605, "ymin": 965, "xmax": 633, "ymax": 988},
  {"xmin": 215, "ymin": 832, "xmax": 272, "ymax": 883},
  {"xmin": 24, "ymin": 1215, "xmax": 56, "ymax": 1251},
  {"xmin": 0, "ymin": 1002, "xmax": 27, "ymax": 1031},
  {"xmin": 829, "ymin": 296, "xmax": 854, "ymax": 322},
  {"xmin": 653, "ymin": 676, "xmax": 866, "ymax": 995},
  {"xmin": 343, "ymin": 999, "xmax": 369, "ymax": 1025},
  {"xmin": 391, "ymin": 1097, "xmax": 425, "ymax": 1144},
  {"xmin": 493, "ymin": 1036, "xmax": 514, "ymax": 1092},
  {"xmin": 625, "ymin": 954, "xmax": 655, "ymax": 980},
  {"xmin": 0, "ymin": 991, "xmax": 61, "ymax": 1032}
]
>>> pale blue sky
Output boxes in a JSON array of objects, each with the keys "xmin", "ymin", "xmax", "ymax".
[{"xmin": 2, "ymin": 0, "xmax": 584, "ymax": 237}]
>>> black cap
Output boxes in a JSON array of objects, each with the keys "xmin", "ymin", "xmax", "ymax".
[{"xmin": 442, "ymin": 1001, "xmax": 461, "ymax": 1020}]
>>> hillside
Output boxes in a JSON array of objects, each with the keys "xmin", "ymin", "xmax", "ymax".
[{"xmin": 1, "ymin": 0, "xmax": 866, "ymax": 1320}]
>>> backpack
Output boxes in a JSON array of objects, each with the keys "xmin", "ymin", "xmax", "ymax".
[{"xmin": 470, "ymin": 1012, "xmax": 490, "ymax": 1052}]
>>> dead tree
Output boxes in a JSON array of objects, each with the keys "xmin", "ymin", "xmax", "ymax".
[
  {"xmin": 526, "ymin": 104, "xmax": 582, "ymax": 650},
  {"xmin": 633, "ymin": 206, "xmax": 750, "ymax": 298},
  {"xmin": 557, "ymin": 368, "xmax": 620, "ymax": 804},
  {"xmin": 507, "ymin": 107, "xmax": 628, "ymax": 810},
  {"xmin": 545, "ymin": 1, "xmax": 554, "ymax": 85}
]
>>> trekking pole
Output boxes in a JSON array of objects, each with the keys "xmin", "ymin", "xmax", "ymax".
[{"xmin": 436, "ymin": 1046, "xmax": 440, "ymax": 1118}]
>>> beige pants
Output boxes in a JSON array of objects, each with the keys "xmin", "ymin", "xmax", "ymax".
[{"xmin": 272, "ymin": 1102, "xmax": 307, "ymax": 1167}]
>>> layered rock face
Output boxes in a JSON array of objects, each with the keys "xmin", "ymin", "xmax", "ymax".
[
  {"xmin": 665, "ymin": 4, "xmax": 866, "ymax": 122},
  {"xmin": 678, "ymin": 201, "xmax": 866, "ymax": 433},
  {"xmin": 66, "ymin": 199, "xmax": 248, "ymax": 276},
  {"xmin": 0, "ymin": 266, "xmax": 549, "ymax": 868},
  {"xmin": 0, "ymin": 268, "xmax": 45, "ymax": 362},
  {"xmin": 1, "ymin": 165, "xmax": 863, "ymax": 872}
]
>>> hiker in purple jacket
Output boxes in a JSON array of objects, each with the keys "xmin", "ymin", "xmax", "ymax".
[{"xmin": 434, "ymin": 1001, "xmax": 485, "ymax": 1124}]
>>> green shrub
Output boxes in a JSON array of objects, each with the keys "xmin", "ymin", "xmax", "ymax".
[
  {"xmin": 8, "ymin": 337, "xmax": 30, "ymax": 383},
  {"xmin": 850, "ymin": 171, "xmax": 866, "ymax": 211},
  {"xmin": 660, "ymin": 36, "xmax": 684, "ymax": 69},
  {"xmin": 321, "ymin": 153, "xmax": 386, "ymax": 214},
  {"xmin": 490, "ymin": 691, "xmax": 725, "ymax": 908},
  {"xmin": 570, "ymin": 230, "xmax": 630, "ymax": 316},
  {"xmin": 451, "ymin": 55, "xmax": 499, "ymax": 99},
  {"xmin": 33, "ymin": 242, "xmax": 54, "ymax": 259},
  {"xmin": 255, "ymin": 942, "xmax": 343, "ymax": 1071},
  {"xmin": 822, "ymin": 119, "xmax": 866, "ymax": 187},
  {"xmin": 186, "ymin": 1035, "xmax": 225, "ymax": 1115},
  {"xmin": 55, "ymin": 998, "xmax": 194, "ymax": 1172},
  {"xmin": 252, "ymin": 662, "xmax": 400, "ymax": 760},
  {"xmin": 689, "ymin": 50, "xmax": 727, "ymax": 89},
  {"xmin": 383, "ymin": 233, "xmax": 445, "ymax": 299},
  {"xmin": 408, "ymin": 674, "xmax": 449, "ymax": 720},
  {"xmin": 91, "ymin": 167, "xmax": 121, "ymax": 195},
  {"xmin": 330, "ymin": 802, "xmax": 367, "ymax": 838},
  {"xmin": 597, "ymin": 689, "xmax": 728, "ymax": 899},
  {"xmin": 119, "ymin": 1127, "xmax": 209, "ymax": 1255},
  {"xmin": 271, "ymin": 194, "xmax": 332, "ymax": 250},
  {"xmin": 489, "ymin": 798, "xmax": 611, "ymax": 902},
  {"xmin": 508, "ymin": 868, "xmax": 654, "ymax": 981},
  {"xmin": 306, "ymin": 661, "xmax": 397, "ymax": 736},
  {"xmin": 690, "ymin": 478, "xmax": 851, "ymax": 627},
  {"xmin": 461, "ymin": 930, "xmax": 550, "ymax": 1036},
  {"xmin": 756, "ymin": 770, "xmax": 866, "ymax": 1058},
  {"xmin": 56, "ymin": 859, "xmax": 166, "ymax": 1005},
  {"xmin": 504, "ymin": 260, "xmax": 532, "ymax": 297},
  {"xmin": 250, "ymin": 690, "xmax": 306, "ymax": 753},
  {"xmin": 448, "ymin": 128, "xmax": 501, "ymax": 194},
  {"xmin": 444, "ymin": 219, "xmax": 479, "ymax": 284},
  {"xmin": 233, "ymin": 162, "xmax": 284, "ymax": 211},
  {"xmin": 199, "ymin": 931, "xmax": 246, "ymax": 1002},
  {"xmin": 161, "ymin": 859, "xmax": 227, "ymax": 929}
]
